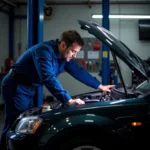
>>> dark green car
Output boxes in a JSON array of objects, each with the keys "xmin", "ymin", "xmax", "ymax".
[{"xmin": 7, "ymin": 20, "xmax": 150, "ymax": 150}]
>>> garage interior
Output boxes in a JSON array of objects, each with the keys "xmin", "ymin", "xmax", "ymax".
[{"xmin": 0, "ymin": 0, "xmax": 150, "ymax": 149}]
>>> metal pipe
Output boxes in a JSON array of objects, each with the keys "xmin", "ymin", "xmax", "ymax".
[
  {"xmin": 17, "ymin": 1, "xmax": 150, "ymax": 5},
  {"xmin": 46, "ymin": 1, "xmax": 150, "ymax": 5},
  {"xmin": 2, "ymin": 0, "xmax": 17, "ymax": 7}
]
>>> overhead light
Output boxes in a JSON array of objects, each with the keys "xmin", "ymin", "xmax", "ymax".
[
  {"xmin": 110, "ymin": 15, "xmax": 150, "ymax": 19},
  {"xmin": 92, "ymin": 15, "xmax": 103, "ymax": 18},
  {"xmin": 92, "ymin": 14, "xmax": 150, "ymax": 19}
]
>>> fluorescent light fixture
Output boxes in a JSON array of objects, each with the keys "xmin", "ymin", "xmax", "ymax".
[
  {"xmin": 110, "ymin": 15, "xmax": 150, "ymax": 19},
  {"xmin": 92, "ymin": 14, "xmax": 150, "ymax": 19},
  {"xmin": 92, "ymin": 15, "xmax": 103, "ymax": 18}
]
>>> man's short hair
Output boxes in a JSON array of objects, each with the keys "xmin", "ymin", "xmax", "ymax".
[{"xmin": 59, "ymin": 30, "xmax": 84, "ymax": 48}]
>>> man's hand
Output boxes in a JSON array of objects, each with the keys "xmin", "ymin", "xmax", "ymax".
[
  {"xmin": 66, "ymin": 98, "xmax": 85, "ymax": 106},
  {"xmin": 98, "ymin": 84, "xmax": 114, "ymax": 92}
]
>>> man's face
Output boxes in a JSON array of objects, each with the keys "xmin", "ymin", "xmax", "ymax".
[{"xmin": 60, "ymin": 42, "xmax": 81, "ymax": 62}]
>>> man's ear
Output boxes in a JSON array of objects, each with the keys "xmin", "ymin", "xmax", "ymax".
[{"xmin": 60, "ymin": 41, "xmax": 66, "ymax": 49}]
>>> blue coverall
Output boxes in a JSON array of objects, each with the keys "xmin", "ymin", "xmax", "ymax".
[{"xmin": 0, "ymin": 39, "xmax": 100, "ymax": 149}]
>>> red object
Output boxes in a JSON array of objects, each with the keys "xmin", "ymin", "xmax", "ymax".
[
  {"xmin": 5, "ymin": 58, "xmax": 13, "ymax": 72},
  {"xmin": 44, "ymin": 101, "xmax": 49, "ymax": 104},
  {"xmin": 81, "ymin": 59, "xmax": 86, "ymax": 68},
  {"xmin": 93, "ymin": 40, "xmax": 101, "ymax": 50}
]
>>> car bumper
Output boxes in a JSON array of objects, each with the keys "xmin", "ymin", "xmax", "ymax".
[{"xmin": 7, "ymin": 131, "xmax": 45, "ymax": 150}]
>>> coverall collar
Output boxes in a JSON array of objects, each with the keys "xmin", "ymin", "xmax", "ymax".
[{"xmin": 54, "ymin": 39, "xmax": 61, "ymax": 58}]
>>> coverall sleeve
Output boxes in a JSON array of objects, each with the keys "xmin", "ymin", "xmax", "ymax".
[
  {"xmin": 65, "ymin": 59, "xmax": 101, "ymax": 89},
  {"xmin": 32, "ymin": 45, "xmax": 71, "ymax": 103}
]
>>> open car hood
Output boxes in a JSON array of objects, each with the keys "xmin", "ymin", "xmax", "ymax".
[{"xmin": 78, "ymin": 20, "xmax": 150, "ymax": 79}]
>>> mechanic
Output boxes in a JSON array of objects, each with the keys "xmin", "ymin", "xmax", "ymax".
[{"xmin": 0, "ymin": 30, "xmax": 114, "ymax": 150}]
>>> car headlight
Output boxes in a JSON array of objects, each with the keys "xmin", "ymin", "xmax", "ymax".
[{"xmin": 15, "ymin": 116, "xmax": 43, "ymax": 134}]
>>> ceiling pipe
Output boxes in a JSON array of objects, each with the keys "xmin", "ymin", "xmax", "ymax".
[
  {"xmin": 17, "ymin": 1, "xmax": 150, "ymax": 5},
  {"xmin": 46, "ymin": 1, "xmax": 150, "ymax": 5},
  {"xmin": 2, "ymin": 0, "xmax": 17, "ymax": 7},
  {"xmin": 15, "ymin": 0, "xmax": 150, "ymax": 5}
]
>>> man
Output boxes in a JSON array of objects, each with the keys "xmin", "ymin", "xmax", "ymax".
[{"xmin": 0, "ymin": 30, "xmax": 113, "ymax": 149}]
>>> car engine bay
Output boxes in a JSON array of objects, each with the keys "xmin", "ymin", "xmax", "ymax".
[
  {"xmin": 72, "ymin": 85, "xmax": 144, "ymax": 103},
  {"xmin": 19, "ymin": 84, "xmax": 146, "ymax": 118}
]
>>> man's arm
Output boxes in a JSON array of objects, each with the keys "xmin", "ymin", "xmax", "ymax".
[
  {"xmin": 65, "ymin": 59, "xmax": 100, "ymax": 89},
  {"xmin": 32, "ymin": 45, "xmax": 85, "ymax": 106},
  {"xmin": 32, "ymin": 45, "xmax": 72, "ymax": 104},
  {"xmin": 65, "ymin": 59, "xmax": 114, "ymax": 92}
]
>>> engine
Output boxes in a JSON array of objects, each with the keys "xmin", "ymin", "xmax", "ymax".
[
  {"xmin": 72, "ymin": 85, "xmax": 144, "ymax": 103},
  {"xmin": 73, "ymin": 91, "xmax": 112, "ymax": 102},
  {"xmin": 20, "ymin": 85, "xmax": 144, "ymax": 118}
]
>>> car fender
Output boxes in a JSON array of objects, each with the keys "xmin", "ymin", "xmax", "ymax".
[
  {"xmin": 48, "ymin": 114, "xmax": 114, "ymax": 134},
  {"xmin": 38, "ymin": 114, "xmax": 115, "ymax": 147}
]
